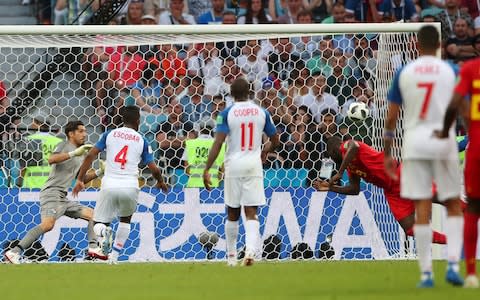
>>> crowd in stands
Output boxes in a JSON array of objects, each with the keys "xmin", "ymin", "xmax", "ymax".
[{"xmin": 0, "ymin": 0, "xmax": 479, "ymax": 187}]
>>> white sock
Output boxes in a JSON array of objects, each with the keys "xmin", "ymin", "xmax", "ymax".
[
  {"xmin": 414, "ymin": 224, "xmax": 433, "ymax": 275},
  {"xmin": 93, "ymin": 223, "xmax": 107, "ymax": 238},
  {"xmin": 54, "ymin": 8, "xmax": 68, "ymax": 25},
  {"xmin": 225, "ymin": 220, "xmax": 239, "ymax": 256},
  {"xmin": 113, "ymin": 222, "xmax": 130, "ymax": 254},
  {"xmin": 245, "ymin": 219, "xmax": 260, "ymax": 253},
  {"xmin": 445, "ymin": 216, "xmax": 463, "ymax": 272}
]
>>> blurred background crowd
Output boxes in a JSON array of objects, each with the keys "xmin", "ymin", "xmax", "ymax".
[{"xmin": 0, "ymin": 0, "xmax": 477, "ymax": 187}]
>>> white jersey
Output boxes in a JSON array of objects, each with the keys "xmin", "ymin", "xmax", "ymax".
[
  {"xmin": 216, "ymin": 101, "xmax": 277, "ymax": 178},
  {"xmin": 95, "ymin": 127, "xmax": 154, "ymax": 189},
  {"xmin": 387, "ymin": 55, "xmax": 457, "ymax": 160}
]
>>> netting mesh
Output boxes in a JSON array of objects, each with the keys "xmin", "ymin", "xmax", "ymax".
[{"xmin": 0, "ymin": 26, "xmax": 419, "ymax": 262}]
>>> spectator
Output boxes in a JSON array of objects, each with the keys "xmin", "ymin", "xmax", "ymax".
[
  {"xmin": 54, "ymin": 0, "xmax": 99, "ymax": 25},
  {"xmin": 279, "ymin": 106, "xmax": 315, "ymax": 168},
  {"xmin": 258, "ymin": 82, "xmax": 292, "ymax": 126},
  {"xmin": 321, "ymin": 1, "xmax": 346, "ymax": 23},
  {"xmin": 179, "ymin": 76, "xmax": 212, "ymax": 124},
  {"xmin": 277, "ymin": 0, "xmax": 304, "ymax": 23},
  {"xmin": 159, "ymin": 0, "xmax": 197, "ymax": 24},
  {"xmin": 438, "ymin": 0, "xmax": 473, "ymax": 42},
  {"xmin": 187, "ymin": 0, "xmax": 213, "ymax": 19},
  {"xmin": 156, "ymin": 102, "xmax": 195, "ymax": 172},
  {"xmin": 144, "ymin": 0, "xmax": 181, "ymax": 18},
  {"xmin": 187, "ymin": 42, "xmax": 223, "ymax": 82},
  {"xmin": 350, "ymin": 35, "xmax": 377, "ymax": 83},
  {"xmin": 460, "ymin": 0, "xmax": 479, "ymax": 18},
  {"xmin": 216, "ymin": 12, "xmax": 246, "ymax": 59},
  {"xmin": 197, "ymin": 0, "xmax": 225, "ymax": 23},
  {"xmin": 344, "ymin": 0, "xmax": 382, "ymax": 22},
  {"xmin": 205, "ymin": 56, "xmax": 241, "ymax": 103},
  {"xmin": 307, "ymin": 37, "xmax": 334, "ymax": 77},
  {"xmin": 0, "ymin": 81, "xmax": 9, "ymax": 137},
  {"xmin": 380, "ymin": 0, "xmax": 419, "ymax": 22},
  {"xmin": 19, "ymin": 113, "xmax": 62, "ymax": 188},
  {"xmin": 292, "ymin": 11, "xmax": 320, "ymax": 60},
  {"xmin": 237, "ymin": 0, "xmax": 272, "ymax": 24},
  {"xmin": 268, "ymin": 0, "xmax": 288, "ymax": 21},
  {"xmin": 95, "ymin": 46, "xmax": 147, "ymax": 123},
  {"xmin": 286, "ymin": 63, "xmax": 311, "ymax": 107},
  {"xmin": 317, "ymin": 108, "xmax": 338, "ymax": 147},
  {"xmin": 307, "ymin": 0, "xmax": 333, "ymax": 23},
  {"xmin": 295, "ymin": 73, "xmax": 339, "ymax": 123},
  {"xmin": 473, "ymin": 14, "xmax": 480, "ymax": 35},
  {"xmin": 446, "ymin": 18, "xmax": 477, "ymax": 63},
  {"xmin": 267, "ymin": 38, "xmax": 301, "ymax": 84},
  {"xmin": 119, "ymin": 0, "xmax": 145, "ymax": 24},
  {"xmin": 237, "ymin": 40, "xmax": 269, "ymax": 92},
  {"xmin": 325, "ymin": 55, "xmax": 357, "ymax": 106},
  {"xmin": 122, "ymin": 63, "xmax": 165, "ymax": 114},
  {"xmin": 141, "ymin": 14, "xmax": 158, "ymax": 24},
  {"xmin": 151, "ymin": 44, "xmax": 187, "ymax": 85}
]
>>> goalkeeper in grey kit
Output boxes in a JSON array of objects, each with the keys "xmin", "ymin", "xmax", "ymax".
[{"xmin": 5, "ymin": 120, "xmax": 106, "ymax": 263}]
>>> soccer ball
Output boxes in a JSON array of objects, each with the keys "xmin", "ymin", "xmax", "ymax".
[{"xmin": 347, "ymin": 102, "xmax": 369, "ymax": 122}]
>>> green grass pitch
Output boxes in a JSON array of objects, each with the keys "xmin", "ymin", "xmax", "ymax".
[{"xmin": 0, "ymin": 260, "xmax": 476, "ymax": 300}]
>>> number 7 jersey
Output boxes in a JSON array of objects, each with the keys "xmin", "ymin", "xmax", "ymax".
[
  {"xmin": 387, "ymin": 55, "xmax": 457, "ymax": 160},
  {"xmin": 95, "ymin": 127, "xmax": 154, "ymax": 189},
  {"xmin": 216, "ymin": 101, "xmax": 276, "ymax": 178}
]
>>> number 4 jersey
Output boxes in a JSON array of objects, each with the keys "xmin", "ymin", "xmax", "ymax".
[
  {"xmin": 387, "ymin": 55, "xmax": 457, "ymax": 160},
  {"xmin": 216, "ymin": 101, "xmax": 276, "ymax": 178},
  {"xmin": 95, "ymin": 127, "xmax": 154, "ymax": 189}
]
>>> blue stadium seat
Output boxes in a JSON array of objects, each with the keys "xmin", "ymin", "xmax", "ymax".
[{"xmin": 264, "ymin": 168, "xmax": 308, "ymax": 188}]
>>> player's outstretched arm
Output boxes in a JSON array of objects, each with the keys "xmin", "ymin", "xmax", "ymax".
[
  {"xmin": 48, "ymin": 144, "xmax": 93, "ymax": 165},
  {"xmin": 315, "ymin": 174, "xmax": 360, "ymax": 195},
  {"xmin": 147, "ymin": 161, "xmax": 168, "ymax": 192},
  {"xmin": 72, "ymin": 147, "xmax": 100, "ymax": 197},
  {"xmin": 203, "ymin": 132, "xmax": 227, "ymax": 191}
]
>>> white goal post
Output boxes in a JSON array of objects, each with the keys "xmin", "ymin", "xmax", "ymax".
[{"xmin": 0, "ymin": 23, "xmax": 439, "ymax": 263}]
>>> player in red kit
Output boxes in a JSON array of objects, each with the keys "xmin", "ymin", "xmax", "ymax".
[
  {"xmin": 435, "ymin": 52, "xmax": 480, "ymax": 288},
  {"xmin": 313, "ymin": 136, "xmax": 447, "ymax": 244}
]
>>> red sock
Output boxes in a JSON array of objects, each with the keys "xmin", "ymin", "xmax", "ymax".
[
  {"xmin": 464, "ymin": 211, "xmax": 480, "ymax": 275},
  {"xmin": 432, "ymin": 231, "xmax": 447, "ymax": 244},
  {"xmin": 405, "ymin": 227, "xmax": 446, "ymax": 244}
]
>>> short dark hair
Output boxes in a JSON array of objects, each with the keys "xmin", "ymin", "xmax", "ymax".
[
  {"xmin": 326, "ymin": 135, "xmax": 342, "ymax": 152},
  {"xmin": 65, "ymin": 120, "xmax": 84, "ymax": 137},
  {"xmin": 120, "ymin": 106, "xmax": 140, "ymax": 125},
  {"xmin": 230, "ymin": 77, "xmax": 249, "ymax": 100},
  {"xmin": 417, "ymin": 25, "xmax": 439, "ymax": 51}
]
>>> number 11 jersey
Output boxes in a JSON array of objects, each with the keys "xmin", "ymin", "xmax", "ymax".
[
  {"xmin": 387, "ymin": 55, "xmax": 457, "ymax": 160},
  {"xmin": 216, "ymin": 101, "xmax": 276, "ymax": 178},
  {"xmin": 95, "ymin": 127, "xmax": 154, "ymax": 189}
]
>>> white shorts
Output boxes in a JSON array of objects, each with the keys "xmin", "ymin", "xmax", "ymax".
[
  {"xmin": 94, "ymin": 188, "xmax": 139, "ymax": 223},
  {"xmin": 224, "ymin": 176, "xmax": 266, "ymax": 208},
  {"xmin": 401, "ymin": 159, "xmax": 461, "ymax": 201}
]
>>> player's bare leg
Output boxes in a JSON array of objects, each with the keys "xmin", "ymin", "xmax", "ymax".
[
  {"xmin": 226, "ymin": 206, "xmax": 240, "ymax": 266},
  {"xmin": 443, "ymin": 197, "xmax": 464, "ymax": 286},
  {"xmin": 79, "ymin": 207, "xmax": 105, "ymax": 260},
  {"xmin": 243, "ymin": 206, "xmax": 259, "ymax": 267},
  {"xmin": 399, "ymin": 213, "xmax": 446, "ymax": 244},
  {"xmin": 464, "ymin": 199, "xmax": 480, "ymax": 288},
  {"xmin": 107, "ymin": 215, "xmax": 132, "ymax": 264},
  {"xmin": 414, "ymin": 200, "xmax": 434, "ymax": 288},
  {"xmin": 5, "ymin": 217, "xmax": 55, "ymax": 264}
]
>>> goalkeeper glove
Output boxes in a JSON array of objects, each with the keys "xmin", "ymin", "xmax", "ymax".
[{"xmin": 68, "ymin": 144, "xmax": 93, "ymax": 158}]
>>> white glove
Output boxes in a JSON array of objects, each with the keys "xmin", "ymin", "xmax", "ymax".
[
  {"xmin": 95, "ymin": 160, "xmax": 106, "ymax": 177},
  {"xmin": 68, "ymin": 144, "xmax": 93, "ymax": 158}
]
